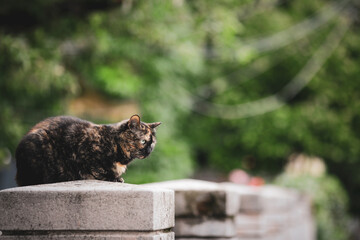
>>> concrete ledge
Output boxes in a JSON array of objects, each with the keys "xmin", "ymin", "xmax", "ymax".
[
  {"xmin": 175, "ymin": 218, "xmax": 236, "ymax": 238},
  {"xmin": 144, "ymin": 179, "xmax": 240, "ymax": 217},
  {"xmin": 222, "ymin": 183, "xmax": 315, "ymax": 239},
  {"xmin": 0, "ymin": 231, "xmax": 174, "ymax": 240},
  {"xmin": 177, "ymin": 238, "xmax": 237, "ymax": 240},
  {"xmin": 143, "ymin": 179, "xmax": 240, "ymax": 239},
  {"xmin": 0, "ymin": 180, "xmax": 174, "ymax": 234},
  {"xmin": 222, "ymin": 183, "xmax": 299, "ymax": 213},
  {"xmin": 144, "ymin": 179, "xmax": 315, "ymax": 240}
]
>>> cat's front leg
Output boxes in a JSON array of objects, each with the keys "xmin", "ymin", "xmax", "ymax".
[
  {"xmin": 113, "ymin": 162, "xmax": 126, "ymax": 183},
  {"xmin": 115, "ymin": 177, "xmax": 125, "ymax": 183}
]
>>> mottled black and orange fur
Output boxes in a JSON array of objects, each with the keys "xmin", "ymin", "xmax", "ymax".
[{"xmin": 15, "ymin": 115, "xmax": 161, "ymax": 186}]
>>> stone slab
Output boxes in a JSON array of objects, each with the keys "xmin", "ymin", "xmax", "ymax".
[
  {"xmin": 260, "ymin": 185, "xmax": 299, "ymax": 212},
  {"xmin": 221, "ymin": 183, "xmax": 299, "ymax": 213},
  {"xmin": 0, "ymin": 231, "xmax": 174, "ymax": 240},
  {"xmin": 174, "ymin": 217, "xmax": 237, "ymax": 238},
  {"xmin": 0, "ymin": 180, "xmax": 174, "ymax": 231},
  {"xmin": 177, "ymin": 238, "xmax": 238, "ymax": 240},
  {"xmin": 143, "ymin": 179, "xmax": 240, "ymax": 217}
]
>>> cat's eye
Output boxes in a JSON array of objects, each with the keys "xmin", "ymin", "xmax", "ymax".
[{"xmin": 140, "ymin": 139, "xmax": 146, "ymax": 144}]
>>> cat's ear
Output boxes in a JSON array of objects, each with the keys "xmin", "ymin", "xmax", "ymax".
[
  {"xmin": 128, "ymin": 115, "xmax": 141, "ymax": 130},
  {"xmin": 149, "ymin": 122, "xmax": 161, "ymax": 129}
]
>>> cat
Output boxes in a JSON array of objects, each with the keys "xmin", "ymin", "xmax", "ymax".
[{"xmin": 15, "ymin": 115, "xmax": 161, "ymax": 186}]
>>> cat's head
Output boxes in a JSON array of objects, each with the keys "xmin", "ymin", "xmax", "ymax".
[{"xmin": 119, "ymin": 115, "xmax": 161, "ymax": 162}]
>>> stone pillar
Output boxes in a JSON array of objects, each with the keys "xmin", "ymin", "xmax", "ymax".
[
  {"xmin": 0, "ymin": 180, "xmax": 175, "ymax": 239},
  {"xmin": 144, "ymin": 179, "xmax": 240, "ymax": 240}
]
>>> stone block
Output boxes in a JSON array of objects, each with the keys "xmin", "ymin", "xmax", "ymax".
[
  {"xmin": 0, "ymin": 180, "xmax": 174, "ymax": 233},
  {"xmin": 260, "ymin": 185, "xmax": 299, "ymax": 212},
  {"xmin": 177, "ymin": 238, "xmax": 238, "ymax": 240},
  {"xmin": 222, "ymin": 182, "xmax": 315, "ymax": 240},
  {"xmin": 221, "ymin": 183, "xmax": 298, "ymax": 213},
  {"xmin": 175, "ymin": 217, "xmax": 237, "ymax": 238},
  {"xmin": 0, "ymin": 231, "xmax": 174, "ymax": 240},
  {"xmin": 144, "ymin": 179, "xmax": 240, "ymax": 217},
  {"xmin": 235, "ymin": 211, "xmax": 294, "ymax": 238}
]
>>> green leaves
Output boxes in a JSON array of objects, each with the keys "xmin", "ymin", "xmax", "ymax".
[{"xmin": 94, "ymin": 64, "xmax": 142, "ymax": 98}]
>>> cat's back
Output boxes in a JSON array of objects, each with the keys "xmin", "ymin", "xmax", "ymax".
[
  {"xmin": 28, "ymin": 116, "xmax": 93, "ymax": 135},
  {"xmin": 18, "ymin": 116, "xmax": 96, "ymax": 154},
  {"xmin": 15, "ymin": 116, "xmax": 95, "ymax": 186}
]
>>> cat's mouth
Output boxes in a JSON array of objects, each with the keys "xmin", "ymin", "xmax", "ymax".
[{"xmin": 138, "ymin": 151, "xmax": 152, "ymax": 160}]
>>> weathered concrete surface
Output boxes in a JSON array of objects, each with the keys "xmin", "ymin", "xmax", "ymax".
[
  {"xmin": 144, "ymin": 179, "xmax": 240, "ymax": 217},
  {"xmin": 0, "ymin": 231, "xmax": 174, "ymax": 240},
  {"xmin": 177, "ymin": 238, "xmax": 238, "ymax": 240},
  {"xmin": 222, "ymin": 183, "xmax": 315, "ymax": 240},
  {"xmin": 222, "ymin": 183, "xmax": 299, "ymax": 213},
  {"xmin": 175, "ymin": 218, "xmax": 237, "ymax": 238},
  {"xmin": 143, "ymin": 179, "xmax": 315, "ymax": 240},
  {"xmin": 143, "ymin": 179, "xmax": 240, "ymax": 239},
  {"xmin": 0, "ymin": 180, "xmax": 174, "ymax": 232}
]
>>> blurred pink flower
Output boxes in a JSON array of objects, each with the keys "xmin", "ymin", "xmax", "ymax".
[{"xmin": 228, "ymin": 169, "xmax": 250, "ymax": 185}]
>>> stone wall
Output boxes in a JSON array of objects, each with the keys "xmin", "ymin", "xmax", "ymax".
[
  {"xmin": 0, "ymin": 180, "xmax": 175, "ymax": 239},
  {"xmin": 0, "ymin": 179, "xmax": 315, "ymax": 240},
  {"xmin": 144, "ymin": 179, "xmax": 316, "ymax": 240}
]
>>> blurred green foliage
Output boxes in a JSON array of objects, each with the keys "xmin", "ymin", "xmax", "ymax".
[
  {"xmin": 1, "ymin": 0, "xmax": 360, "ymax": 220},
  {"xmin": 276, "ymin": 173, "xmax": 350, "ymax": 240}
]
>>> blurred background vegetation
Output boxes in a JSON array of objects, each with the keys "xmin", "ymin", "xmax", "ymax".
[{"xmin": 1, "ymin": 0, "xmax": 360, "ymax": 238}]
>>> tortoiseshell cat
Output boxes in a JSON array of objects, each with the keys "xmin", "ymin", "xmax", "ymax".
[{"xmin": 15, "ymin": 115, "xmax": 161, "ymax": 186}]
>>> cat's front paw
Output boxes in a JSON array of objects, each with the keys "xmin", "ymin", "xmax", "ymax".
[{"xmin": 116, "ymin": 177, "xmax": 125, "ymax": 183}]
